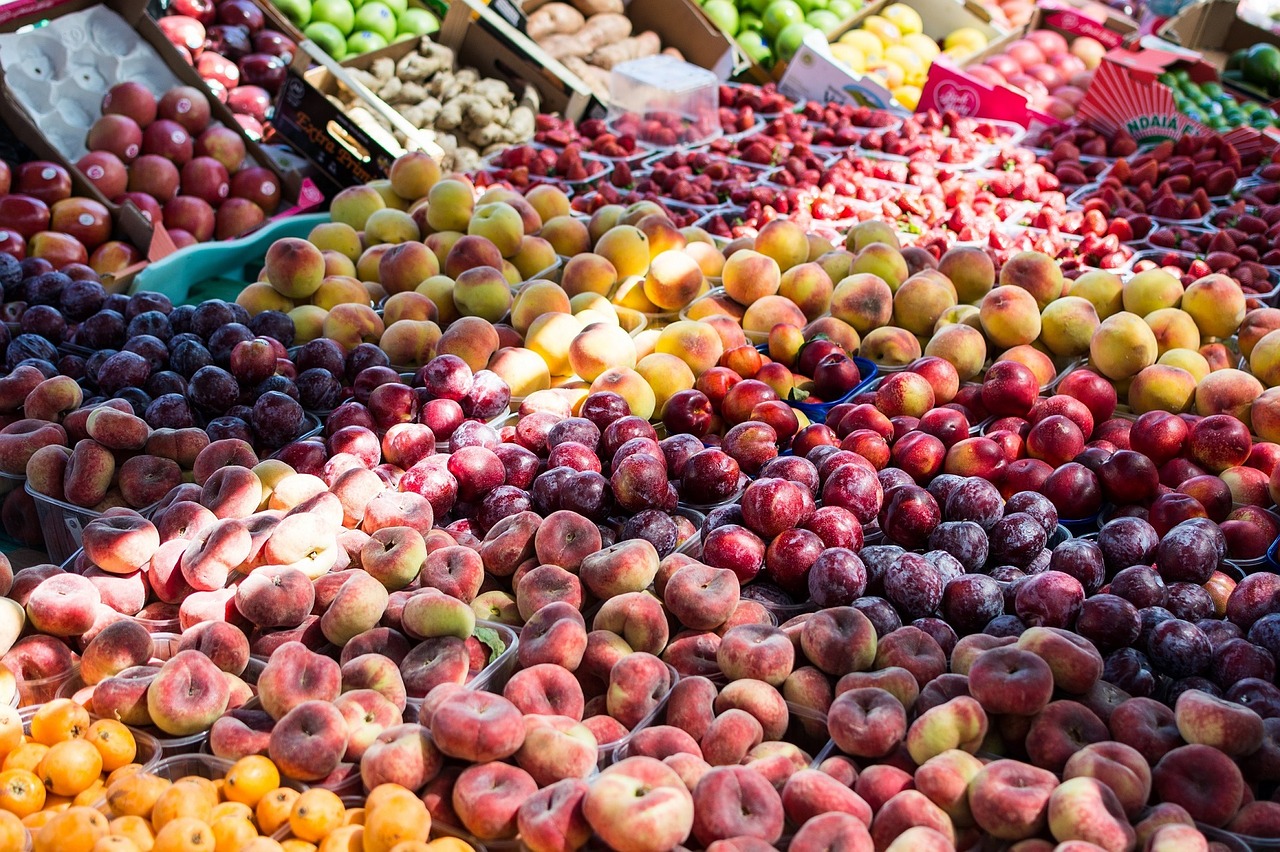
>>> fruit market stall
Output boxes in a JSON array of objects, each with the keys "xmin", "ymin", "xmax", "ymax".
[{"xmin": 2, "ymin": 0, "xmax": 1280, "ymax": 848}]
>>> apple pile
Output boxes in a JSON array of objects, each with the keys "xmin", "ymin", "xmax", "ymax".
[
  {"xmin": 0, "ymin": 161, "xmax": 143, "ymax": 275},
  {"xmin": 966, "ymin": 29, "xmax": 1097, "ymax": 121},
  {"xmin": 157, "ymin": 0, "xmax": 295, "ymax": 137},
  {"xmin": 81, "ymin": 82, "xmax": 284, "ymax": 248}
]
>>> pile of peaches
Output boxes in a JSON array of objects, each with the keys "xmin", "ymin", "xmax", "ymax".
[{"xmin": 0, "ymin": 137, "xmax": 1280, "ymax": 852}]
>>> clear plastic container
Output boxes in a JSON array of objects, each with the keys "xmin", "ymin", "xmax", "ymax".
[
  {"xmin": 400, "ymin": 620, "xmax": 520, "ymax": 712},
  {"xmin": 25, "ymin": 482, "xmax": 159, "ymax": 565},
  {"xmin": 94, "ymin": 753, "xmax": 306, "ymax": 823},
  {"xmin": 593, "ymin": 662, "xmax": 681, "ymax": 769},
  {"xmin": 464, "ymin": 620, "xmax": 521, "ymax": 694},
  {"xmin": 0, "ymin": 470, "xmax": 23, "ymax": 499},
  {"xmin": 19, "ymin": 704, "xmax": 161, "ymax": 774},
  {"xmin": 607, "ymin": 56, "xmax": 721, "ymax": 149},
  {"xmin": 58, "ymin": 637, "xmax": 264, "ymax": 756},
  {"xmin": 18, "ymin": 662, "xmax": 80, "ymax": 708},
  {"xmin": 272, "ymin": 795, "xmax": 490, "ymax": 849}
]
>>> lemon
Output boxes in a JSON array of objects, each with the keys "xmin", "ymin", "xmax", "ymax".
[
  {"xmin": 943, "ymin": 26, "xmax": 987, "ymax": 54},
  {"xmin": 839, "ymin": 29, "xmax": 883, "ymax": 56},
  {"xmin": 902, "ymin": 33, "xmax": 940, "ymax": 61},
  {"xmin": 886, "ymin": 44, "xmax": 927, "ymax": 84},
  {"xmin": 861, "ymin": 15, "xmax": 902, "ymax": 46},
  {"xmin": 892, "ymin": 85, "xmax": 922, "ymax": 110},
  {"xmin": 830, "ymin": 43, "xmax": 867, "ymax": 73},
  {"xmin": 868, "ymin": 59, "xmax": 905, "ymax": 89},
  {"xmin": 882, "ymin": 3, "xmax": 923, "ymax": 35}
]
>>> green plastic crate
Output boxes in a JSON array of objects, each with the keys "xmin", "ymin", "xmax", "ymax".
[{"xmin": 129, "ymin": 213, "xmax": 331, "ymax": 305}]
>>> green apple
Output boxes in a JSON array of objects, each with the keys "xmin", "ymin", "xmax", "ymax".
[
  {"xmin": 310, "ymin": 0, "xmax": 355, "ymax": 34},
  {"xmin": 828, "ymin": 0, "xmax": 857, "ymax": 17},
  {"xmin": 347, "ymin": 29, "xmax": 388, "ymax": 53},
  {"xmin": 381, "ymin": 0, "xmax": 407, "ymax": 17},
  {"xmin": 273, "ymin": 0, "xmax": 312, "ymax": 28},
  {"xmin": 744, "ymin": 0, "xmax": 772, "ymax": 14},
  {"xmin": 397, "ymin": 6, "xmax": 438, "ymax": 35},
  {"xmin": 762, "ymin": 0, "xmax": 804, "ymax": 39},
  {"xmin": 796, "ymin": 0, "xmax": 827, "ymax": 11},
  {"xmin": 702, "ymin": 0, "xmax": 739, "ymax": 35},
  {"xmin": 304, "ymin": 21, "xmax": 347, "ymax": 57},
  {"xmin": 776, "ymin": 21, "xmax": 815, "ymax": 61},
  {"xmin": 740, "ymin": 12, "xmax": 763, "ymax": 31},
  {"xmin": 806, "ymin": 8, "xmax": 840, "ymax": 33},
  {"xmin": 737, "ymin": 30, "xmax": 773, "ymax": 65},
  {"xmin": 352, "ymin": 1, "xmax": 397, "ymax": 42}
]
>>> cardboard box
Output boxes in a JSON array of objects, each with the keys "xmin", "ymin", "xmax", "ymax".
[
  {"xmin": 917, "ymin": 0, "xmax": 1136, "ymax": 125},
  {"xmin": 280, "ymin": 0, "xmax": 592, "ymax": 181},
  {"xmin": 0, "ymin": 0, "xmax": 322, "ymax": 260},
  {"xmin": 517, "ymin": 0, "xmax": 747, "ymax": 105},
  {"xmin": 777, "ymin": 0, "xmax": 1004, "ymax": 108},
  {"xmin": 274, "ymin": 63, "xmax": 403, "ymax": 193},
  {"xmin": 1159, "ymin": 0, "xmax": 1280, "ymax": 104},
  {"xmin": 441, "ymin": 0, "xmax": 600, "ymax": 120},
  {"xmin": 1160, "ymin": 0, "xmax": 1280, "ymax": 63},
  {"xmin": 778, "ymin": 33, "xmax": 903, "ymax": 110}
]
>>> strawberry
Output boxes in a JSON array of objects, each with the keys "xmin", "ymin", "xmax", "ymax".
[
  {"xmin": 1205, "ymin": 252, "xmax": 1238, "ymax": 272},
  {"xmin": 1207, "ymin": 231, "xmax": 1237, "ymax": 254},
  {"xmin": 1202, "ymin": 166, "xmax": 1236, "ymax": 196},
  {"xmin": 1111, "ymin": 134, "xmax": 1139, "ymax": 157},
  {"xmin": 1150, "ymin": 196, "xmax": 1183, "ymax": 219},
  {"xmin": 1107, "ymin": 218, "xmax": 1135, "ymax": 242}
]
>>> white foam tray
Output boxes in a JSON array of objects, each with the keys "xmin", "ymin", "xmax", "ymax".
[{"xmin": 0, "ymin": 6, "xmax": 183, "ymax": 160}]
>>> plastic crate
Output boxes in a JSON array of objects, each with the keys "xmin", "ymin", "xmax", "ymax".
[
  {"xmin": 26, "ymin": 483, "xmax": 160, "ymax": 565},
  {"xmin": 128, "ymin": 212, "xmax": 330, "ymax": 302},
  {"xmin": 18, "ymin": 704, "xmax": 161, "ymax": 773}
]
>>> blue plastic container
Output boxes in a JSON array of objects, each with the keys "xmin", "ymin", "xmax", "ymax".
[
  {"xmin": 130, "ymin": 213, "xmax": 330, "ymax": 303},
  {"xmin": 753, "ymin": 343, "xmax": 878, "ymax": 422}
]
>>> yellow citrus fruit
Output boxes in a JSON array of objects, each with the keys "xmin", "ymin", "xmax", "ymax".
[
  {"xmin": 868, "ymin": 60, "xmax": 906, "ymax": 89},
  {"xmin": 29, "ymin": 700, "xmax": 91, "ymax": 746},
  {"xmin": 0, "ymin": 767, "xmax": 45, "ymax": 817},
  {"xmin": 829, "ymin": 44, "xmax": 867, "ymax": 73},
  {"xmin": 885, "ymin": 45, "xmax": 927, "ymax": 85},
  {"xmin": 943, "ymin": 26, "xmax": 987, "ymax": 53},
  {"xmin": 883, "ymin": 3, "xmax": 924, "ymax": 34},
  {"xmin": 902, "ymin": 33, "xmax": 941, "ymax": 61},
  {"xmin": 861, "ymin": 15, "xmax": 902, "ymax": 46},
  {"xmin": 289, "ymin": 788, "xmax": 346, "ymax": 843},
  {"xmin": 84, "ymin": 720, "xmax": 137, "ymax": 773},
  {"xmin": 892, "ymin": 85, "xmax": 923, "ymax": 111}
]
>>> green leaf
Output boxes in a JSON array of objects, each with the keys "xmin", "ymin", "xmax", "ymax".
[{"xmin": 473, "ymin": 626, "xmax": 505, "ymax": 665}]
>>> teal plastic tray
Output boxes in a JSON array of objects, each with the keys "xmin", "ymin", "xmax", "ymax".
[{"xmin": 129, "ymin": 213, "xmax": 331, "ymax": 305}]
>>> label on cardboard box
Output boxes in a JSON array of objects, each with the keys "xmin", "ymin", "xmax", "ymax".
[
  {"xmin": 918, "ymin": 58, "xmax": 1062, "ymax": 127},
  {"xmin": 1075, "ymin": 44, "xmax": 1213, "ymax": 143},
  {"xmin": 779, "ymin": 35, "xmax": 901, "ymax": 111},
  {"xmin": 1041, "ymin": 4, "xmax": 1128, "ymax": 48},
  {"xmin": 273, "ymin": 70, "xmax": 396, "ymax": 190}
]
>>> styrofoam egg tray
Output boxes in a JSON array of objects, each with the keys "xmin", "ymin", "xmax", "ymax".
[{"xmin": 0, "ymin": 6, "xmax": 182, "ymax": 160}]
